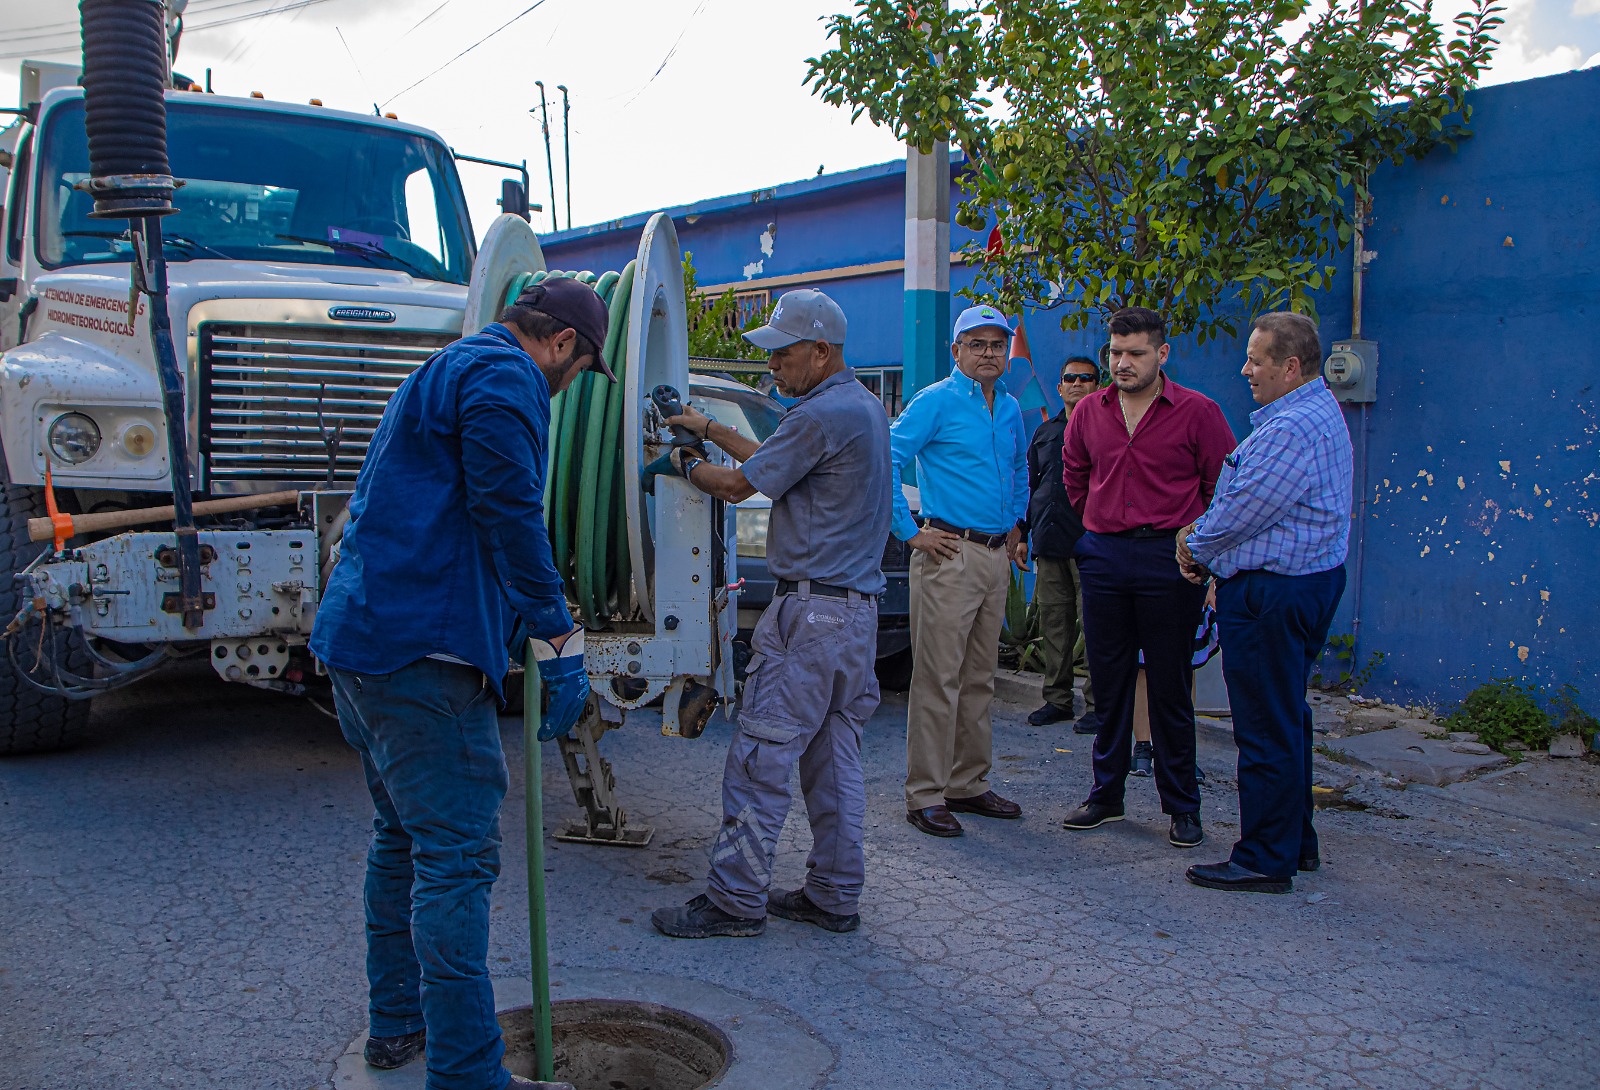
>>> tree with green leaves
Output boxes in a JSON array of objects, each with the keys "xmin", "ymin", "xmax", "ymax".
[
  {"xmin": 807, "ymin": 0, "xmax": 1503, "ymax": 340},
  {"xmin": 683, "ymin": 251, "xmax": 775, "ymax": 361}
]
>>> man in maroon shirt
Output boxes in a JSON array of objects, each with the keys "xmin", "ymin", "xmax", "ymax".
[{"xmin": 1059, "ymin": 307, "xmax": 1236, "ymax": 848}]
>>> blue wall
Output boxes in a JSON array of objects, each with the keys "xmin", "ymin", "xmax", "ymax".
[{"xmin": 544, "ymin": 69, "xmax": 1600, "ymax": 709}]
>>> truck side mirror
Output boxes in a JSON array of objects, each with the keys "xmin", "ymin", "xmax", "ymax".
[
  {"xmin": 0, "ymin": 278, "xmax": 16, "ymax": 303},
  {"xmin": 500, "ymin": 178, "xmax": 530, "ymax": 221}
]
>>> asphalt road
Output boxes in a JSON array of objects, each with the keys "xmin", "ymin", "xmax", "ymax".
[{"xmin": 3, "ymin": 661, "xmax": 1598, "ymax": 1089}]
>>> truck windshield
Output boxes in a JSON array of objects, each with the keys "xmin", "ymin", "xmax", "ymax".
[{"xmin": 34, "ymin": 98, "xmax": 474, "ymax": 284}]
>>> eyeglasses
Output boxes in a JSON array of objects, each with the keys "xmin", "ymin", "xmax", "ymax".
[
  {"xmin": 960, "ymin": 339, "xmax": 1009, "ymax": 356},
  {"xmin": 1060, "ymin": 373, "xmax": 1098, "ymax": 385}
]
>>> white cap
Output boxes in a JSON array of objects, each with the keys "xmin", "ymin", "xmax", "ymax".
[{"xmin": 743, "ymin": 288, "xmax": 847, "ymax": 350}]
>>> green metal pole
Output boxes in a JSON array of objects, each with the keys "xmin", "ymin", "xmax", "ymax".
[{"xmin": 522, "ymin": 641, "xmax": 555, "ymax": 1082}]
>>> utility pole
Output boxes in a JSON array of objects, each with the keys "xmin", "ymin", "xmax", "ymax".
[
  {"xmin": 532, "ymin": 81, "xmax": 558, "ymax": 232},
  {"xmin": 557, "ymin": 84, "xmax": 572, "ymax": 232}
]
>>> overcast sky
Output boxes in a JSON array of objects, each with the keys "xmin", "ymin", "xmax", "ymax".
[{"xmin": 3, "ymin": 0, "xmax": 1597, "ymax": 240}]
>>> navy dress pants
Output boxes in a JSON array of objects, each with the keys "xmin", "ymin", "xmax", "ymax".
[
  {"xmin": 1216, "ymin": 566, "xmax": 1346, "ymax": 878},
  {"xmin": 1075, "ymin": 531, "xmax": 1207, "ymax": 815}
]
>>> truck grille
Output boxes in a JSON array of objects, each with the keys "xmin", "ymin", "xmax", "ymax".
[{"xmin": 199, "ymin": 322, "xmax": 457, "ymax": 488}]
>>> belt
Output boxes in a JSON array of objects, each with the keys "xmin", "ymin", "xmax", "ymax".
[
  {"xmin": 776, "ymin": 578, "xmax": 874, "ymax": 600},
  {"xmin": 918, "ymin": 517, "xmax": 1009, "ymax": 549},
  {"xmin": 1105, "ymin": 525, "xmax": 1182, "ymax": 540}
]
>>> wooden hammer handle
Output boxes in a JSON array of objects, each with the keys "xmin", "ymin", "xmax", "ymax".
[{"xmin": 28, "ymin": 489, "xmax": 303, "ymax": 543}]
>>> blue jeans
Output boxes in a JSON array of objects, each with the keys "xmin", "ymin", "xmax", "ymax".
[
  {"xmin": 1217, "ymin": 566, "xmax": 1347, "ymax": 878},
  {"xmin": 331, "ymin": 658, "xmax": 512, "ymax": 1090}
]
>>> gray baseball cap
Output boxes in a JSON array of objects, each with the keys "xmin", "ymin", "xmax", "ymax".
[{"xmin": 743, "ymin": 288, "xmax": 847, "ymax": 350}]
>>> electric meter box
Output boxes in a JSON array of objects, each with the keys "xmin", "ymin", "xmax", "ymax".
[{"xmin": 1323, "ymin": 338, "xmax": 1378, "ymax": 403}]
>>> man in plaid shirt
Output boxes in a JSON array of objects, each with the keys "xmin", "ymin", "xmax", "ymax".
[{"xmin": 1178, "ymin": 312, "xmax": 1353, "ymax": 894}]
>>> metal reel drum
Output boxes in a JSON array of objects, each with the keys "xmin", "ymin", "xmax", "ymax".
[
  {"xmin": 622, "ymin": 212, "xmax": 690, "ymax": 624},
  {"xmin": 462, "ymin": 214, "xmax": 547, "ymax": 337}
]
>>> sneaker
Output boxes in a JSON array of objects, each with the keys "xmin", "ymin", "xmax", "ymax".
[
  {"xmin": 1130, "ymin": 740, "xmax": 1154, "ymax": 778},
  {"xmin": 1027, "ymin": 702, "xmax": 1075, "ymax": 726},
  {"xmin": 769, "ymin": 888, "xmax": 860, "ymax": 933},
  {"xmin": 1061, "ymin": 801, "xmax": 1125, "ymax": 830},
  {"xmin": 363, "ymin": 1029, "xmax": 425, "ymax": 1070},
  {"xmin": 651, "ymin": 894, "xmax": 766, "ymax": 939},
  {"xmin": 1169, "ymin": 812, "xmax": 1204, "ymax": 848},
  {"xmin": 1073, "ymin": 709, "xmax": 1103, "ymax": 735}
]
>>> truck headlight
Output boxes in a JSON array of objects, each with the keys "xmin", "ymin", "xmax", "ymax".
[
  {"xmin": 48, "ymin": 413, "xmax": 102, "ymax": 465},
  {"xmin": 736, "ymin": 507, "xmax": 770, "ymax": 558}
]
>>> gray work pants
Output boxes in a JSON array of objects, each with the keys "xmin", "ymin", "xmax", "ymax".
[{"xmin": 706, "ymin": 588, "xmax": 879, "ymax": 919}]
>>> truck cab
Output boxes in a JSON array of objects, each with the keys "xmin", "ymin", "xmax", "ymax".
[{"xmin": 1, "ymin": 87, "xmax": 478, "ymax": 496}]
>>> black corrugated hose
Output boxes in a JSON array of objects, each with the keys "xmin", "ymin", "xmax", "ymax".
[{"xmin": 79, "ymin": 0, "xmax": 175, "ymax": 216}]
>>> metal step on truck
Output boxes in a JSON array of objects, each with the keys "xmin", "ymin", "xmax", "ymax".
[{"xmin": 0, "ymin": 44, "xmax": 736, "ymax": 796}]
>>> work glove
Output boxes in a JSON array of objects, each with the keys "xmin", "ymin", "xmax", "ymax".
[
  {"xmin": 640, "ymin": 442, "xmax": 708, "ymax": 494},
  {"xmin": 528, "ymin": 628, "xmax": 590, "ymax": 741}
]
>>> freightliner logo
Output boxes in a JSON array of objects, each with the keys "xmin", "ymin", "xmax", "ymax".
[{"xmin": 327, "ymin": 306, "xmax": 397, "ymax": 323}]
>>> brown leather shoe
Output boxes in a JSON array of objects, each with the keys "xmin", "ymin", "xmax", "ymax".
[
  {"xmin": 906, "ymin": 805, "xmax": 963, "ymax": 837},
  {"xmin": 944, "ymin": 790, "xmax": 1022, "ymax": 819}
]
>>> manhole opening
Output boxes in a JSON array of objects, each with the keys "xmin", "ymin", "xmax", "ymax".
[{"xmin": 500, "ymin": 999, "xmax": 732, "ymax": 1090}]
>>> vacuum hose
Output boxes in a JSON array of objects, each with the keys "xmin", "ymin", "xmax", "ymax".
[
  {"xmin": 502, "ymin": 264, "xmax": 638, "ymax": 628},
  {"xmin": 79, "ymin": 0, "xmax": 177, "ymax": 218}
]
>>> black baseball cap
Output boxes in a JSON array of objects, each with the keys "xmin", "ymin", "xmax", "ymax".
[{"xmin": 512, "ymin": 278, "xmax": 615, "ymax": 381}]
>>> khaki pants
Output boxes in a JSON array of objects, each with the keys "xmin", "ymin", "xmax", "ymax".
[
  {"xmin": 905, "ymin": 539, "xmax": 1011, "ymax": 809},
  {"xmin": 1034, "ymin": 556, "xmax": 1093, "ymax": 711}
]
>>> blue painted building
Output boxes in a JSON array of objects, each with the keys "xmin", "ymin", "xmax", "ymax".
[{"xmin": 544, "ymin": 68, "xmax": 1600, "ymax": 710}]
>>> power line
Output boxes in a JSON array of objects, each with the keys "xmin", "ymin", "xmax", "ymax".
[
  {"xmin": 382, "ymin": 0, "xmax": 552, "ymax": 109},
  {"xmin": 0, "ymin": 0, "xmax": 344, "ymax": 62},
  {"xmin": 1, "ymin": 0, "xmax": 276, "ymax": 45}
]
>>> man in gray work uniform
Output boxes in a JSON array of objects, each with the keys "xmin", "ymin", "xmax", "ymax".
[{"xmin": 649, "ymin": 288, "xmax": 892, "ymax": 938}]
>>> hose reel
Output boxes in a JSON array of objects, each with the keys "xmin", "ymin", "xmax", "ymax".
[{"xmin": 462, "ymin": 212, "xmax": 692, "ymax": 632}]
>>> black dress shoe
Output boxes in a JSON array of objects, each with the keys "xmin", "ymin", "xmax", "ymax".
[
  {"xmin": 1299, "ymin": 854, "xmax": 1321, "ymax": 873},
  {"xmin": 1169, "ymin": 812, "xmax": 1203, "ymax": 848},
  {"xmin": 769, "ymin": 888, "xmax": 860, "ymax": 933},
  {"xmin": 364, "ymin": 1028, "xmax": 426, "ymax": 1070},
  {"xmin": 907, "ymin": 805, "xmax": 963, "ymax": 837},
  {"xmin": 1185, "ymin": 860, "xmax": 1292, "ymax": 894},
  {"xmin": 1061, "ymin": 800, "xmax": 1124, "ymax": 829},
  {"xmin": 1073, "ymin": 709, "xmax": 1103, "ymax": 735},
  {"xmin": 944, "ymin": 790, "xmax": 1022, "ymax": 819},
  {"xmin": 1027, "ymin": 702, "xmax": 1074, "ymax": 726}
]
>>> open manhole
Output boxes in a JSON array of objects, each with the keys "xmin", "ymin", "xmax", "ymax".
[{"xmin": 500, "ymin": 999, "xmax": 731, "ymax": 1090}]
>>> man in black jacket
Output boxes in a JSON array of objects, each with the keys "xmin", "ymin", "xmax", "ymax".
[{"xmin": 1021, "ymin": 356, "xmax": 1101, "ymax": 730}]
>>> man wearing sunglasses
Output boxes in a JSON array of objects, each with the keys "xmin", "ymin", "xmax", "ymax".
[
  {"xmin": 1020, "ymin": 356, "xmax": 1101, "ymax": 731},
  {"xmin": 311, "ymin": 277, "xmax": 610, "ymax": 1089},
  {"xmin": 891, "ymin": 304, "xmax": 1031, "ymax": 837}
]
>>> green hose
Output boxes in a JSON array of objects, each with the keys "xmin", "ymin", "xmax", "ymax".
[{"xmin": 501, "ymin": 264, "xmax": 638, "ymax": 627}]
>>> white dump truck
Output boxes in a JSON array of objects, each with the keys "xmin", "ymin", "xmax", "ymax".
[{"xmin": 0, "ymin": 57, "xmax": 735, "ymax": 845}]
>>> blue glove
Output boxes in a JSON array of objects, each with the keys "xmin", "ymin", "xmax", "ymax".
[{"xmin": 529, "ymin": 628, "xmax": 590, "ymax": 741}]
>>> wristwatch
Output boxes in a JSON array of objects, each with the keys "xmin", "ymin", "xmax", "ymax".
[{"xmin": 681, "ymin": 455, "xmax": 705, "ymax": 478}]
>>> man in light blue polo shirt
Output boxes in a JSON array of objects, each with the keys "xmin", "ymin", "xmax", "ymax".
[{"xmin": 891, "ymin": 304, "xmax": 1030, "ymax": 837}]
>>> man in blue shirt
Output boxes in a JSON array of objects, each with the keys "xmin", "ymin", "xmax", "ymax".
[
  {"xmin": 891, "ymin": 304, "xmax": 1030, "ymax": 837},
  {"xmin": 1179, "ymin": 311, "xmax": 1353, "ymax": 895},
  {"xmin": 311, "ymin": 278, "xmax": 610, "ymax": 1089}
]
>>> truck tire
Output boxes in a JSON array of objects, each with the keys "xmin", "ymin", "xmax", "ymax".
[{"xmin": 0, "ymin": 485, "xmax": 92, "ymax": 755}]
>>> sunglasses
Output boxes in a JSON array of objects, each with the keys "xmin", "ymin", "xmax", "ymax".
[{"xmin": 1060, "ymin": 373, "xmax": 1099, "ymax": 385}]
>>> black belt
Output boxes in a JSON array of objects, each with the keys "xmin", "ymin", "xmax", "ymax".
[
  {"xmin": 1105, "ymin": 525, "xmax": 1182, "ymax": 540},
  {"xmin": 776, "ymin": 579, "xmax": 873, "ymax": 600},
  {"xmin": 918, "ymin": 517, "xmax": 1009, "ymax": 549}
]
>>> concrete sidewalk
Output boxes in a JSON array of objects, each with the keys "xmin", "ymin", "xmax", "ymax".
[{"xmin": 1, "ymin": 667, "xmax": 1596, "ymax": 1089}]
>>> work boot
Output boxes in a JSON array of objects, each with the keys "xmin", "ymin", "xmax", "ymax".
[
  {"xmin": 508, "ymin": 1077, "xmax": 578, "ymax": 1089},
  {"xmin": 363, "ymin": 1028, "xmax": 425, "ymax": 1070},
  {"xmin": 769, "ymin": 888, "xmax": 860, "ymax": 933},
  {"xmin": 1027, "ymin": 702, "xmax": 1074, "ymax": 726},
  {"xmin": 1169, "ymin": 812, "xmax": 1204, "ymax": 848},
  {"xmin": 1073, "ymin": 708, "xmax": 1103, "ymax": 735},
  {"xmin": 1130, "ymin": 740, "xmax": 1154, "ymax": 778},
  {"xmin": 651, "ymin": 894, "xmax": 765, "ymax": 939}
]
